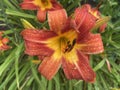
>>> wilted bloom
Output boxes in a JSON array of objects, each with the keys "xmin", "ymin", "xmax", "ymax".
[
  {"xmin": 74, "ymin": 4, "xmax": 109, "ymax": 34},
  {"xmin": 0, "ymin": 32, "xmax": 11, "ymax": 50},
  {"xmin": 21, "ymin": 9, "xmax": 104, "ymax": 83},
  {"xmin": 20, "ymin": 0, "xmax": 62, "ymax": 22},
  {"xmin": 106, "ymin": 59, "xmax": 111, "ymax": 72}
]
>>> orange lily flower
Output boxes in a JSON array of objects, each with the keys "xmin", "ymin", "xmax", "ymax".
[
  {"xmin": 0, "ymin": 32, "xmax": 11, "ymax": 50},
  {"xmin": 20, "ymin": 0, "xmax": 62, "ymax": 22},
  {"xmin": 21, "ymin": 9, "xmax": 104, "ymax": 83},
  {"xmin": 74, "ymin": 4, "xmax": 107, "ymax": 34}
]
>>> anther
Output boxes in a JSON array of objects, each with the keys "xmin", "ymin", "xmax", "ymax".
[{"xmin": 63, "ymin": 39, "xmax": 76, "ymax": 53}]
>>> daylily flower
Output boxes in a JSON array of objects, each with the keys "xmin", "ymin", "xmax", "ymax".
[
  {"xmin": 74, "ymin": 4, "xmax": 109, "ymax": 34},
  {"xmin": 21, "ymin": 9, "xmax": 104, "ymax": 83},
  {"xmin": 0, "ymin": 32, "xmax": 11, "ymax": 50},
  {"xmin": 20, "ymin": 0, "xmax": 62, "ymax": 22}
]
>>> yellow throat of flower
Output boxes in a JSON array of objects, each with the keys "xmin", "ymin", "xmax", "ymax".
[
  {"xmin": 47, "ymin": 30, "xmax": 77, "ymax": 57},
  {"xmin": 47, "ymin": 30, "xmax": 80, "ymax": 63},
  {"xmin": 33, "ymin": 0, "xmax": 52, "ymax": 11}
]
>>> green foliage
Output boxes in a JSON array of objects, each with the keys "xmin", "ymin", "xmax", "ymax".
[{"xmin": 0, "ymin": 0, "xmax": 120, "ymax": 90}]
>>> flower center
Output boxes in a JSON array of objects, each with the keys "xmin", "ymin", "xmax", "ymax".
[
  {"xmin": 34, "ymin": 0, "xmax": 52, "ymax": 10},
  {"xmin": 47, "ymin": 30, "xmax": 77, "ymax": 59},
  {"xmin": 60, "ymin": 37, "xmax": 76, "ymax": 53}
]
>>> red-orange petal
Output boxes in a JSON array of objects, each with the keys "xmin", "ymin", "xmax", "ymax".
[
  {"xmin": 74, "ymin": 6, "xmax": 87, "ymax": 30},
  {"xmin": 74, "ymin": 5, "xmax": 97, "ymax": 34},
  {"xmin": 24, "ymin": 40, "xmax": 54, "ymax": 56},
  {"xmin": 78, "ymin": 33, "xmax": 104, "ymax": 54},
  {"xmin": 37, "ymin": 10, "xmax": 46, "ymax": 22},
  {"xmin": 51, "ymin": 1, "xmax": 63, "ymax": 10},
  {"xmin": 48, "ymin": 9, "xmax": 67, "ymax": 34},
  {"xmin": 21, "ymin": 29, "xmax": 57, "ymax": 43},
  {"xmin": 21, "ymin": 29, "xmax": 56, "ymax": 56},
  {"xmin": 38, "ymin": 56, "xmax": 61, "ymax": 80},
  {"xmin": 76, "ymin": 50, "xmax": 96, "ymax": 83},
  {"xmin": 62, "ymin": 58, "xmax": 83, "ymax": 80},
  {"xmin": 60, "ymin": 18, "xmax": 77, "ymax": 33},
  {"xmin": 62, "ymin": 50, "xmax": 96, "ymax": 83},
  {"xmin": 20, "ymin": 0, "xmax": 38, "ymax": 10}
]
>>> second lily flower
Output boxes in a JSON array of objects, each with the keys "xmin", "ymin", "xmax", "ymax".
[{"xmin": 20, "ymin": 0, "xmax": 62, "ymax": 22}]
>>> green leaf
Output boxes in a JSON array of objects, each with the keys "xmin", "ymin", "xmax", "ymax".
[
  {"xmin": 93, "ymin": 59, "xmax": 106, "ymax": 71},
  {"xmin": 15, "ymin": 43, "xmax": 24, "ymax": 89},
  {"xmin": 6, "ymin": 9, "xmax": 35, "ymax": 19}
]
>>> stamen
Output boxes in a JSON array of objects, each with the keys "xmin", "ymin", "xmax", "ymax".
[
  {"xmin": 64, "ymin": 39, "xmax": 76, "ymax": 53},
  {"xmin": 72, "ymin": 39, "xmax": 76, "ymax": 47}
]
